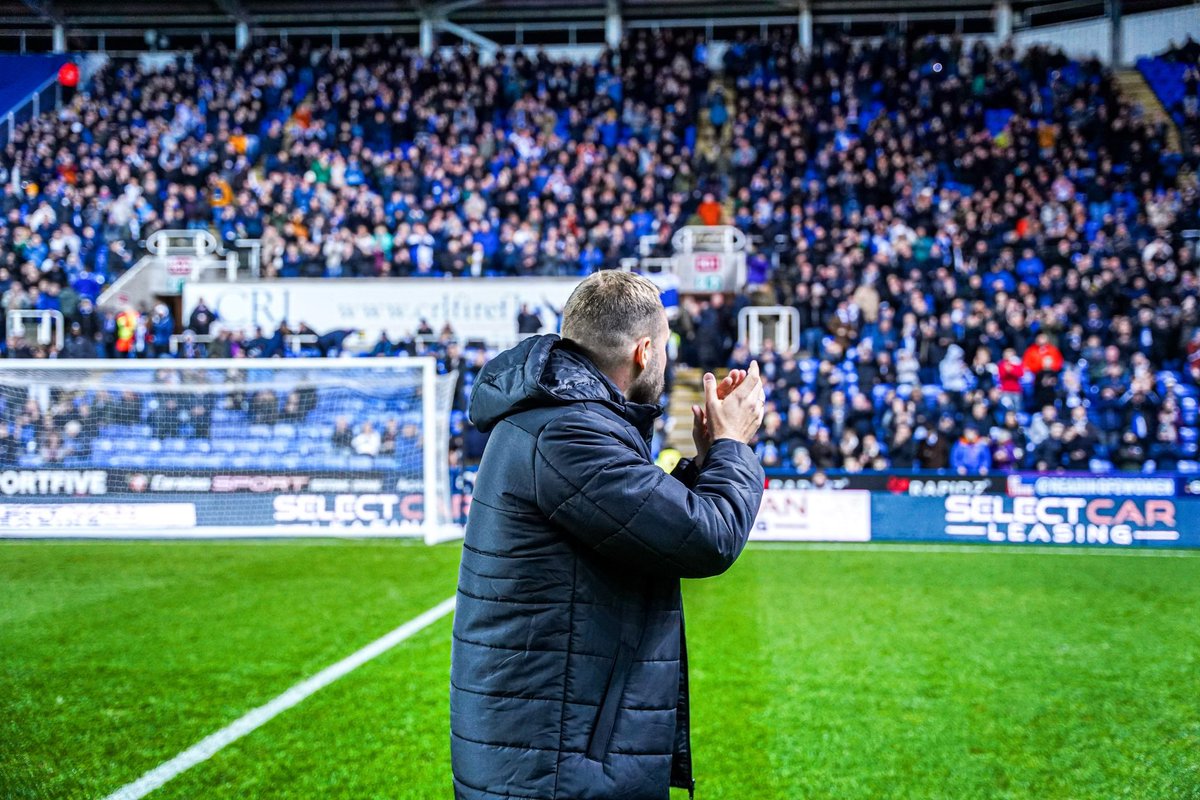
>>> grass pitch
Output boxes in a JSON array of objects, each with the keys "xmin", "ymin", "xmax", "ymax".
[{"xmin": 2, "ymin": 540, "xmax": 1198, "ymax": 799}]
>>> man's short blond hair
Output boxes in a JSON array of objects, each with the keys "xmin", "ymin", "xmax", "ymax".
[{"xmin": 561, "ymin": 271, "xmax": 664, "ymax": 372}]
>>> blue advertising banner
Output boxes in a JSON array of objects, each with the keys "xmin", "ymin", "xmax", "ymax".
[
  {"xmin": 0, "ymin": 466, "xmax": 479, "ymax": 536},
  {"xmin": 871, "ymin": 494, "xmax": 1200, "ymax": 549},
  {"xmin": 0, "ymin": 493, "xmax": 434, "ymax": 535},
  {"xmin": 762, "ymin": 469, "xmax": 1191, "ymax": 498}
]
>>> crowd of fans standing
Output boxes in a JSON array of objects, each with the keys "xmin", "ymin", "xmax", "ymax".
[{"xmin": 1, "ymin": 28, "xmax": 1198, "ymax": 474}]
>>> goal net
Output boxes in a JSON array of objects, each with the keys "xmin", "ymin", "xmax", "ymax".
[{"xmin": 0, "ymin": 359, "xmax": 463, "ymax": 541}]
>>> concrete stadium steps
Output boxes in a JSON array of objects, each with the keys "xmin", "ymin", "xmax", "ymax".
[{"xmin": 1114, "ymin": 69, "xmax": 1181, "ymax": 153}]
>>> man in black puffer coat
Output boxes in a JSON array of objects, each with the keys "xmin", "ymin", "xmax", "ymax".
[{"xmin": 451, "ymin": 271, "xmax": 766, "ymax": 800}]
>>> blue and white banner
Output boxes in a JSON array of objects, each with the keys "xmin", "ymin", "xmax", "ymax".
[{"xmin": 871, "ymin": 494, "xmax": 1200, "ymax": 549}]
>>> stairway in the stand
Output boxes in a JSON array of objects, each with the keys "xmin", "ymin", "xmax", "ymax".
[
  {"xmin": 1113, "ymin": 68, "xmax": 1181, "ymax": 153},
  {"xmin": 666, "ymin": 366, "xmax": 731, "ymax": 454}
]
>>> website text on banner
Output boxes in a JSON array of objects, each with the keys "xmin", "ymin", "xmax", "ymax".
[{"xmin": 182, "ymin": 278, "xmax": 583, "ymax": 344}]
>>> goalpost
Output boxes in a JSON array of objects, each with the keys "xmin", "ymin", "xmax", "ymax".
[{"xmin": 0, "ymin": 359, "xmax": 464, "ymax": 542}]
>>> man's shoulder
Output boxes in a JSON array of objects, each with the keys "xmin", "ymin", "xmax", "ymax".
[
  {"xmin": 508, "ymin": 401, "xmax": 625, "ymax": 439},
  {"xmin": 493, "ymin": 403, "xmax": 639, "ymax": 459}
]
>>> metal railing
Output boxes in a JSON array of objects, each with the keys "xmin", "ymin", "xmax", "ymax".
[
  {"xmin": 7, "ymin": 309, "xmax": 65, "ymax": 350},
  {"xmin": 738, "ymin": 306, "xmax": 800, "ymax": 355},
  {"xmin": 169, "ymin": 332, "xmax": 319, "ymax": 356},
  {"xmin": 2, "ymin": 73, "xmax": 62, "ymax": 148}
]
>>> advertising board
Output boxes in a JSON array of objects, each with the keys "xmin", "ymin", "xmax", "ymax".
[
  {"xmin": 764, "ymin": 471, "xmax": 1007, "ymax": 496},
  {"xmin": 6, "ymin": 464, "xmax": 1197, "ymax": 549},
  {"xmin": 1005, "ymin": 473, "xmax": 1177, "ymax": 498},
  {"xmin": 0, "ymin": 502, "xmax": 197, "ymax": 534},
  {"xmin": 870, "ymin": 494, "xmax": 1200, "ymax": 549},
  {"xmin": 0, "ymin": 467, "xmax": 479, "ymax": 537},
  {"xmin": 0, "ymin": 469, "xmax": 109, "ymax": 496},
  {"xmin": 182, "ymin": 278, "xmax": 582, "ymax": 343},
  {"xmin": 751, "ymin": 489, "xmax": 871, "ymax": 542},
  {"xmin": 765, "ymin": 470, "xmax": 1193, "ymax": 498}
]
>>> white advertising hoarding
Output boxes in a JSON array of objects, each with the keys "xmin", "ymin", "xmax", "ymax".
[
  {"xmin": 182, "ymin": 278, "xmax": 583, "ymax": 343},
  {"xmin": 0, "ymin": 503, "xmax": 198, "ymax": 534},
  {"xmin": 751, "ymin": 489, "xmax": 872, "ymax": 542}
]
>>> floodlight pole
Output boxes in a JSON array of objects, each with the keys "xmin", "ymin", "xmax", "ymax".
[
  {"xmin": 420, "ymin": 14, "xmax": 435, "ymax": 56},
  {"xmin": 1107, "ymin": 0, "xmax": 1122, "ymax": 66},
  {"xmin": 797, "ymin": 0, "xmax": 812, "ymax": 53},
  {"xmin": 605, "ymin": 0, "xmax": 622, "ymax": 50},
  {"xmin": 995, "ymin": 0, "xmax": 1012, "ymax": 42}
]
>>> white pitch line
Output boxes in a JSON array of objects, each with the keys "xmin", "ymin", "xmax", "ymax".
[
  {"xmin": 103, "ymin": 595, "xmax": 457, "ymax": 800},
  {"xmin": 751, "ymin": 542, "xmax": 1200, "ymax": 558}
]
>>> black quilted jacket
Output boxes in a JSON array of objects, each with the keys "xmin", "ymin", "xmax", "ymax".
[{"xmin": 450, "ymin": 335, "xmax": 765, "ymax": 800}]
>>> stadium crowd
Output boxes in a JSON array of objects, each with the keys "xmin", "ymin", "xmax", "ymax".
[{"xmin": 1, "ymin": 29, "xmax": 1199, "ymax": 474}]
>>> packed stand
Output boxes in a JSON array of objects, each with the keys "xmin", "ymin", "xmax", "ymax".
[
  {"xmin": 1, "ymin": 30, "xmax": 715, "ymax": 358},
  {"xmin": 3, "ymin": 30, "xmax": 1200, "ymax": 476},
  {"xmin": 673, "ymin": 32, "xmax": 1200, "ymax": 475},
  {"xmin": 0, "ymin": 42, "xmax": 303, "ymax": 357}
]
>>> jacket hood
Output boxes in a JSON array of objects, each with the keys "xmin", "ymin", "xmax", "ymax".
[{"xmin": 469, "ymin": 334, "xmax": 661, "ymax": 438}]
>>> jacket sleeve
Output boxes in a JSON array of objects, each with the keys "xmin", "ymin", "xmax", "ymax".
[
  {"xmin": 533, "ymin": 410, "xmax": 765, "ymax": 579},
  {"xmin": 670, "ymin": 456, "xmax": 700, "ymax": 488}
]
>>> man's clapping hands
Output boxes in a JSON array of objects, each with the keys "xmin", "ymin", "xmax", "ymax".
[{"xmin": 692, "ymin": 361, "xmax": 766, "ymax": 466}]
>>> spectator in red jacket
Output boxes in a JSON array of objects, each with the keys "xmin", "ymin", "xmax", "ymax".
[
  {"xmin": 697, "ymin": 193, "xmax": 723, "ymax": 226},
  {"xmin": 1022, "ymin": 333, "xmax": 1064, "ymax": 376},
  {"xmin": 997, "ymin": 347, "xmax": 1026, "ymax": 409}
]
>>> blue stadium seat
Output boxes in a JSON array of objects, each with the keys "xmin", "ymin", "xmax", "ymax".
[
  {"xmin": 320, "ymin": 454, "xmax": 352, "ymax": 470},
  {"xmin": 177, "ymin": 453, "xmax": 212, "ymax": 467},
  {"xmin": 111, "ymin": 454, "xmax": 150, "ymax": 468}
]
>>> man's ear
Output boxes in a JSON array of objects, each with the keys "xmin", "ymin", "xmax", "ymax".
[{"xmin": 633, "ymin": 336, "xmax": 652, "ymax": 370}]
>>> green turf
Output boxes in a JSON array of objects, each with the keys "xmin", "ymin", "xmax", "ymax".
[{"xmin": 2, "ymin": 540, "xmax": 1198, "ymax": 799}]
